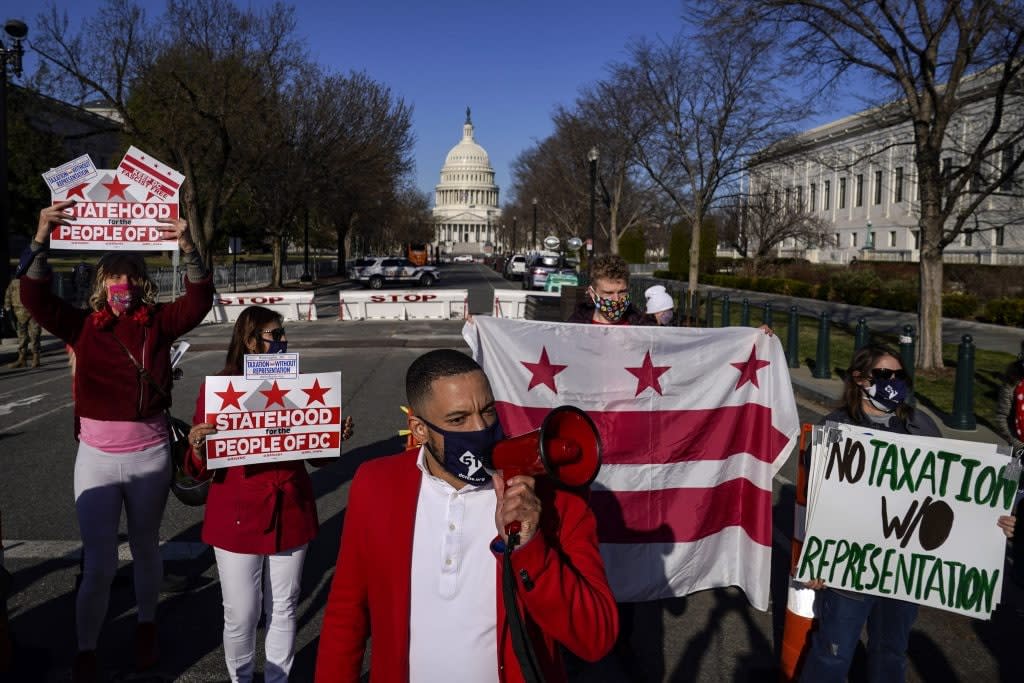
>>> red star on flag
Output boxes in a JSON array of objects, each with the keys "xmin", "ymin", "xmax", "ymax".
[
  {"xmin": 65, "ymin": 183, "xmax": 89, "ymax": 200},
  {"xmin": 260, "ymin": 381, "xmax": 290, "ymax": 408},
  {"xmin": 626, "ymin": 351, "xmax": 671, "ymax": 396},
  {"xmin": 215, "ymin": 382, "xmax": 246, "ymax": 410},
  {"xmin": 521, "ymin": 346, "xmax": 568, "ymax": 393},
  {"xmin": 102, "ymin": 176, "xmax": 131, "ymax": 200},
  {"xmin": 301, "ymin": 379, "xmax": 330, "ymax": 406},
  {"xmin": 731, "ymin": 344, "xmax": 771, "ymax": 390}
]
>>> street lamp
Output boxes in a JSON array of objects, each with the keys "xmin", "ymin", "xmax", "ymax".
[
  {"xmin": 511, "ymin": 216, "xmax": 517, "ymax": 254},
  {"xmin": 300, "ymin": 208, "xmax": 312, "ymax": 282},
  {"xmin": 588, "ymin": 146, "xmax": 599, "ymax": 257},
  {"xmin": 531, "ymin": 198, "xmax": 538, "ymax": 251},
  {"xmin": 1, "ymin": 18, "xmax": 28, "ymax": 299}
]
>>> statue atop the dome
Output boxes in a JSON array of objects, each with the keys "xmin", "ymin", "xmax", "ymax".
[{"xmin": 465, "ymin": 106, "xmax": 472, "ymax": 125}]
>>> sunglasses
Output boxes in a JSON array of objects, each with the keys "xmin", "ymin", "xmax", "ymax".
[
  {"xmin": 258, "ymin": 327, "xmax": 287, "ymax": 342},
  {"xmin": 870, "ymin": 368, "xmax": 908, "ymax": 381}
]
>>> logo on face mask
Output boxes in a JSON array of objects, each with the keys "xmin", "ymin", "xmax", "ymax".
[
  {"xmin": 459, "ymin": 451, "xmax": 484, "ymax": 479},
  {"xmin": 419, "ymin": 417, "xmax": 504, "ymax": 485},
  {"xmin": 107, "ymin": 282, "xmax": 139, "ymax": 314},
  {"xmin": 864, "ymin": 378, "xmax": 909, "ymax": 412},
  {"xmin": 591, "ymin": 288, "xmax": 630, "ymax": 323}
]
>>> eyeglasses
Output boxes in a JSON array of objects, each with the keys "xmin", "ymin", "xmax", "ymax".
[
  {"xmin": 259, "ymin": 327, "xmax": 286, "ymax": 341},
  {"xmin": 870, "ymin": 368, "xmax": 908, "ymax": 381}
]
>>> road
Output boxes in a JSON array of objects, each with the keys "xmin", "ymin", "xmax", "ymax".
[{"xmin": 0, "ymin": 264, "xmax": 1020, "ymax": 682}]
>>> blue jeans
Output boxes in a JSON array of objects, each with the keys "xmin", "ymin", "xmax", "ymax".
[{"xmin": 800, "ymin": 589, "xmax": 918, "ymax": 683}]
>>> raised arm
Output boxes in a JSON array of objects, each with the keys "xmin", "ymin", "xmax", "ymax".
[{"xmin": 154, "ymin": 217, "xmax": 214, "ymax": 339}]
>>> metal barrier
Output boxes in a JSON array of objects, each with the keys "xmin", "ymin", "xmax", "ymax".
[
  {"xmin": 493, "ymin": 290, "xmax": 560, "ymax": 319},
  {"xmin": 202, "ymin": 291, "xmax": 318, "ymax": 324},
  {"xmin": 152, "ymin": 260, "xmax": 339, "ymax": 297},
  {"xmin": 338, "ymin": 289, "xmax": 467, "ymax": 321}
]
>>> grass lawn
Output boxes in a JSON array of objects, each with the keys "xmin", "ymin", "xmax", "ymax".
[{"xmin": 681, "ymin": 296, "xmax": 1012, "ymax": 434}]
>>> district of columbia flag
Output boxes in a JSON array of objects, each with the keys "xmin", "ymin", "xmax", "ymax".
[{"xmin": 464, "ymin": 316, "xmax": 800, "ymax": 609}]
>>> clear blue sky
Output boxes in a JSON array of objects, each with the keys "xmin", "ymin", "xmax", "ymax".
[{"xmin": 12, "ymin": 1, "xmax": 859, "ymax": 202}]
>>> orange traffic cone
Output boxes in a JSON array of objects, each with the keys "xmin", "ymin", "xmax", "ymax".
[
  {"xmin": 779, "ymin": 424, "xmax": 816, "ymax": 681},
  {"xmin": 0, "ymin": 509, "xmax": 12, "ymax": 673}
]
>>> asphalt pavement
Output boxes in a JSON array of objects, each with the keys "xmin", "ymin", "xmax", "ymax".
[{"xmin": 0, "ymin": 264, "xmax": 1021, "ymax": 682}]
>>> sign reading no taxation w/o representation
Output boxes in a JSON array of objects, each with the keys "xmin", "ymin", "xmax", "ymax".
[
  {"xmin": 796, "ymin": 422, "xmax": 1017, "ymax": 619},
  {"xmin": 203, "ymin": 370, "xmax": 342, "ymax": 470},
  {"xmin": 45, "ymin": 146, "xmax": 184, "ymax": 251}
]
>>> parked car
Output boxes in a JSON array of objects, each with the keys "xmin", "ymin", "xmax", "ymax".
[
  {"xmin": 453, "ymin": 254, "xmax": 475, "ymax": 263},
  {"xmin": 505, "ymin": 254, "xmax": 527, "ymax": 279},
  {"xmin": 522, "ymin": 253, "xmax": 577, "ymax": 290},
  {"xmin": 350, "ymin": 257, "xmax": 441, "ymax": 289}
]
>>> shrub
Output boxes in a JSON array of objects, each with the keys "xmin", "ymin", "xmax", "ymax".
[
  {"xmin": 829, "ymin": 269, "xmax": 883, "ymax": 307},
  {"xmin": 618, "ymin": 230, "xmax": 646, "ymax": 264},
  {"xmin": 979, "ymin": 298, "xmax": 1024, "ymax": 326},
  {"xmin": 668, "ymin": 224, "xmax": 688, "ymax": 276},
  {"xmin": 881, "ymin": 279, "xmax": 919, "ymax": 312},
  {"xmin": 941, "ymin": 292, "xmax": 978, "ymax": 320},
  {"xmin": 653, "ymin": 270, "xmax": 682, "ymax": 281},
  {"xmin": 786, "ymin": 280, "xmax": 816, "ymax": 298}
]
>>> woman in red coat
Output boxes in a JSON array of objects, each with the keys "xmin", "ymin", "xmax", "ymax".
[{"xmin": 185, "ymin": 306, "xmax": 353, "ymax": 683}]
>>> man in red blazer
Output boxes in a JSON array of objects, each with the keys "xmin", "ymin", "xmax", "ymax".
[{"xmin": 315, "ymin": 349, "xmax": 617, "ymax": 682}]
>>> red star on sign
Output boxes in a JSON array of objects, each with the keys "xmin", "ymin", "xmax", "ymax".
[
  {"xmin": 731, "ymin": 344, "xmax": 771, "ymax": 390},
  {"xmin": 625, "ymin": 350, "xmax": 671, "ymax": 397},
  {"xmin": 521, "ymin": 346, "xmax": 568, "ymax": 393},
  {"xmin": 65, "ymin": 182, "xmax": 89, "ymax": 200},
  {"xmin": 302, "ymin": 379, "xmax": 330, "ymax": 406},
  {"xmin": 260, "ymin": 381, "xmax": 290, "ymax": 408},
  {"xmin": 215, "ymin": 381, "xmax": 246, "ymax": 410},
  {"xmin": 102, "ymin": 176, "xmax": 131, "ymax": 200}
]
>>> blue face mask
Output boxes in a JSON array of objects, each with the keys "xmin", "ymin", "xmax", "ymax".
[
  {"xmin": 864, "ymin": 378, "xmax": 909, "ymax": 412},
  {"xmin": 265, "ymin": 340, "xmax": 288, "ymax": 354},
  {"xmin": 419, "ymin": 416, "xmax": 505, "ymax": 485}
]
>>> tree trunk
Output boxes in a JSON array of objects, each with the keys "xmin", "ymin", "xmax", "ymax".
[
  {"xmin": 687, "ymin": 214, "xmax": 701, "ymax": 293},
  {"xmin": 918, "ymin": 240, "xmax": 944, "ymax": 370},
  {"xmin": 271, "ymin": 237, "xmax": 283, "ymax": 288}
]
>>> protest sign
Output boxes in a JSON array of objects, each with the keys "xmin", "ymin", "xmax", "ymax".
[
  {"xmin": 47, "ymin": 147, "xmax": 184, "ymax": 251},
  {"xmin": 796, "ymin": 422, "xmax": 1017, "ymax": 619},
  {"xmin": 244, "ymin": 353, "xmax": 299, "ymax": 380},
  {"xmin": 203, "ymin": 371, "xmax": 342, "ymax": 470},
  {"xmin": 42, "ymin": 154, "xmax": 98, "ymax": 194}
]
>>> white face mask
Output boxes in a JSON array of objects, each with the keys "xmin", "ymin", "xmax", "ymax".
[{"xmin": 654, "ymin": 310, "xmax": 674, "ymax": 325}]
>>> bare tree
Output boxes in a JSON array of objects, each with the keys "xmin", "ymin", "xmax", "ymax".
[{"xmin": 700, "ymin": 0, "xmax": 1024, "ymax": 369}]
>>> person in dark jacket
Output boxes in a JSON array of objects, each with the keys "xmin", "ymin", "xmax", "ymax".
[
  {"xmin": 567, "ymin": 254, "xmax": 650, "ymax": 325},
  {"xmin": 20, "ymin": 200, "xmax": 213, "ymax": 682},
  {"xmin": 800, "ymin": 344, "xmax": 1016, "ymax": 682},
  {"xmin": 185, "ymin": 306, "xmax": 353, "ymax": 683}
]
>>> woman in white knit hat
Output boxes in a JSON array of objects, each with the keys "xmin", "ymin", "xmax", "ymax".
[{"xmin": 644, "ymin": 285, "xmax": 675, "ymax": 326}]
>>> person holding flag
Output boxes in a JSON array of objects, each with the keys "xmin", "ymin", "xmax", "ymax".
[
  {"xmin": 19, "ymin": 200, "xmax": 213, "ymax": 683},
  {"xmin": 568, "ymin": 254, "xmax": 650, "ymax": 325}
]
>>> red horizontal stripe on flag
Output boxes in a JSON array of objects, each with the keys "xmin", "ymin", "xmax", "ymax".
[
  {"xmin": 123, "ymin": 154, "xmax": 181, "ymax": 189},
  {"xmin": 591, "ymin": 478, "xmax": 771, "ymax": 545},
  {"xmin": 495, "ymin": 402, "xmax": 788, "ymax": 465}
]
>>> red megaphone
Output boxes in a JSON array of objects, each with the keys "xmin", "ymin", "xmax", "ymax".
[{"xmin": 483, "ymin": 406, "xmax": 603, "ymax": 543}]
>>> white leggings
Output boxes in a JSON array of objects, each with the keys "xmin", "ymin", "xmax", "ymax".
[
  {"xmin": 73, "ymin": 440, "xmax": 170, "ymax": 651},
  {"xmin": 214, "ymin": 545, "xmax": 308, "ymax": 683}
]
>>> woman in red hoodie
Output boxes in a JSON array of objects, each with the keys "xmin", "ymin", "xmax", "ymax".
[{"xmin": 185, "ymin": 306, "xmax": 353, "ymax": 683}]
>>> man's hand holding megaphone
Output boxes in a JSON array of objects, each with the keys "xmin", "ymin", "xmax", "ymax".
[{"xmin": 493, "ymin": 474, "xmax": 542, "ymax": 546}]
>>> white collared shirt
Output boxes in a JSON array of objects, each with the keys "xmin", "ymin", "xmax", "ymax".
[{"xmin": 409, "ymin": 446, "xmax": 499, "ymax": 683}]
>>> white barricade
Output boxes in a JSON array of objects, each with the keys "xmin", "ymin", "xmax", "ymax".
[
  {"xmin": 339, "ymin": 289, "xmax": 467, "ymax": 321},
  {"xmin": 492, "ymin": 289, "xmax": 561, "ymax": 319},
  {"xmin": 203, "ymin": 292, "xmax": 318, "ymax": 324}
]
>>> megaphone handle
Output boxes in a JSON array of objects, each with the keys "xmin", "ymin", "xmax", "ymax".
[{"xmin": 505, "ymin": 520, "xmax": 522, "ymax": 550}]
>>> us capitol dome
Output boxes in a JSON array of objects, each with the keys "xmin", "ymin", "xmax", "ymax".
[{"xmin": 432, "ymin": 108, "xmax": 501, "ymax": 257}]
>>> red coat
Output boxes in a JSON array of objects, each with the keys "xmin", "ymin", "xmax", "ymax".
[
  {"xmin": 314, "ymin": 449, "xmax": 618, "ymax": 683},
  {"xmin": 186, "ymin": 384, "xmax": 323, "ymax": 555},
  {"xmin": 20, "ymin": 273, "xmax": 213, "ymax": 421}
]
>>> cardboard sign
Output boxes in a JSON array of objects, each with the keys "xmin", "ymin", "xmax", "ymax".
[
  {"xmin": 42, "ymin": 154, "xmax": 98, "ymax": 194},
  {"xmin": 796, "ymin": 422, "xmax": 1017, "ymax": 619},
  {"xmin": 203, "ymin": 371, "xmax": 342, "ymax": 470},
  {"xmin": 244, "ymin": 353, "xmax": 299, "ymax": 380},
  {"xmin": 48, "ymin": 147, "xmax": 184, "ymax": 251}
]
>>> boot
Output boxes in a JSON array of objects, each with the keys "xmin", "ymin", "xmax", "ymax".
[
  {"xmin": 72, "ymin": 650, "xmax": 97, "ymax": 683},
  {"xmin": 5, "ymin": 353, "xmax": 25, "ymax": 369},
  {"xmin": 30, "ymin": 352, "xmax": 40, "ymax": 368},
  {"xmin": 134, "ymin": 621, "xmax": 159, "ymax": 672}
]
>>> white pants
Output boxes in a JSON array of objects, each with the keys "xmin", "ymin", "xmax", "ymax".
[
  {"xmin": 214, "ymin": 545, "xmax": 308, "ymax": 683},
  {"xmin": 73, "ymin": 440, "xmax": 170, "ymax": 651}
]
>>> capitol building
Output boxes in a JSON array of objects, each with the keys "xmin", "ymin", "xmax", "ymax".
[{"xmin": 432, "ymin": 109, "xmax": 501, "ymax": 257}]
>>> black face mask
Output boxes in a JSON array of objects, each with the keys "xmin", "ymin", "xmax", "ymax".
[{"xmin": 419, "ymin": 416, "xmax": 505, "ymax": 485}]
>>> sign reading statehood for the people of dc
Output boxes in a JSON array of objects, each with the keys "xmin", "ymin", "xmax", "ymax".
[
  {"xmin": 203, "ymin": 372, "xmax": 342, "ymax": 470},
  {"xmin": 46, "ymin": 146, "xmax": 184, "ymax": 251},
  {"xmin": 796, "ymin": 422, "xmax": 1017, "ymax": 619}
]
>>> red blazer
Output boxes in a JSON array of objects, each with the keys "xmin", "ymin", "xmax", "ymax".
[
  {"xmin": 186, "ymin": 383, "xmax": 325, "ymax": 555},
  {"xmin": 314, "ymin": 449, "xmax": 618, "ymax": 683}
]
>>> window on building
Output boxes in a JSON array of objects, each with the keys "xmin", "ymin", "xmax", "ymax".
[
  {"xmin": 874, "ymin": 170, "xmax": 882, "ymax": 204},
  {"xmin": 942, "ymin": 157, "xmax": 952, "ymax": 179},
  {"xmin": 797, "ymin": 185, "xmax": 804, "ymax": 209},
  {"xmin": 895, "ymin": 167, "xmax": 904, "ymax": 202},
  {"xmin": 824, "ymin": 180, "xmax": 831, "ymax": 210},
  {"xmin": 868, "ymin": 231, "xmax": 876, "ymax": 248},
  {"xmin": 912, "ymin": 230, "xmax": 920, "ymax": 249},
  {"xmin": 888, "ymin": 230, "xmax": 897, "ymax": 247},
  {"xmin": 996, "ymin": 227, "xmax": 1005, "ymax": 246},
  {"xmin": 839, "ymin": 178, "xmax": 847, "ymax": 209},
  {"xmin": 856, "ymin": 174, "xmax": 864, "ymax": 206},
  {"xmin": 965, "ymin": 231, "xmax": 973, "ymax": 247},
  {"xmin": 784, "ymin": 187, "xmax": 792, "ymax": 207},
  {"xmin": 810, "ymin": 183, "xmax": 817, "ymax": 211},
  {"xmin": 1002, "ymin": 145, "xmax": 1016, "ymax": 192},
  {"xmin": 851, "ymin": 232, "xmax": 858, "ymax": 247},
  {"xmin": 833, "ymin": 232, "xmax": 840, "ymax": 246}
]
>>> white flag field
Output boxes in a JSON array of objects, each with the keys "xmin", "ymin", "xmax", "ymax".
[{"xmin": 464, "ymin": 317, "xmax": 800, "ymax": 609}]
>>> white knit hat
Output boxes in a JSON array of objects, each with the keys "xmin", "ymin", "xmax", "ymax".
[{"xmin": 645, "ymin": 285, "xmax": 674, "ymax": 314}]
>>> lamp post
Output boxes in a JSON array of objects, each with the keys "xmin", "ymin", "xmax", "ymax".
[
  {"xmin": 300, "ymin": 208, "xmax": 312, "ymax": 282},
  {"xmin": 511, "ymin": 216, "xmax": 517, "ymax": 254},
  {"xmin": 531, "ymin": 198, "xmax": 538, "ymax": 251},
  {"xmin": 587, "ymin": 146, "xmax": 599, "ymax": 258},
  {"xmin": 0, "ymin": 19, "xmax": 27, "ymax": 299}
]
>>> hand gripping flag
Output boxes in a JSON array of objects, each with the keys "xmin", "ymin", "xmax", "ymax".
[{"xmin": 464, "ymin": 317, "xmax": 800, "ymax": 609}]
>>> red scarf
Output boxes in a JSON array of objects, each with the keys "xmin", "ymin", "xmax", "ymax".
[{"xmin": 91, "ymin": 304, "xmax": 153, "ymax": 329}]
